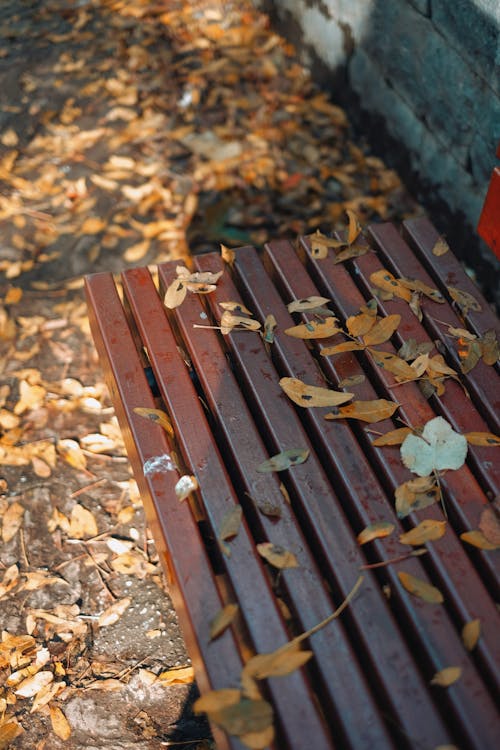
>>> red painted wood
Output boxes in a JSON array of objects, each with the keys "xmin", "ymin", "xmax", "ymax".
[
  {"xmin": 120, "ymin": 267, "xmax": 334, "ymax": 750},
  {"xmin": 478, "ymin": 167, "xmax": 500, "ymax": 258}
]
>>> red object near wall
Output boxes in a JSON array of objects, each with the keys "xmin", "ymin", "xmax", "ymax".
[{"xmin": 477, "ymin": 141, "xmax": 500, "ymax": 259}]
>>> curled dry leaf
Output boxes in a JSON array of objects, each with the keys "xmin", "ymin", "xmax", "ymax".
[
  {"xmin": 462, "ymin": 618, "xmax": 481, "ymax": 651},
  {"xmin": 357, "ymin": 522, "xmax": 395, "ymax": 545},
  {"xmin": 346, "ymin": 209, "xmax": 362, "ymax": 245},
  {"xmin": 309, "ymin": 229, "xmax": 345, "ymax": 258},
  {"xmin": 400, "ymin": 417, "xmax": 467, "ymax": 477},
  {"xmin": 158, "ymin": 666, "xmax": 195, "ymax": 685},
  {"xmin": 287, "ymin": 296, "xmax": 330, "ymax": 313},
  {"xmin": 219, "ymin": 301, "xmax": 253, "ymax": 315},
  {"xmin": 257, "ymin": 543, "xmax": 298, "ymax": 569},
  {"xmin": 398, "ymin": 571, "xmax": 444, "ymax": 603},
  {"xmin": 221, "ymin": 244, "xmax": 235, "ymax": 266},
  {"xmin": 447, "ymin": 286, "xmax": 481, "ymax": 315},
  {"xmin": 370, "ymin": 269, "xmax": 412, "ymax": 302},
  {"xmin": 220, "ymin": 311, "xmax": 261, "ymax": 334},
  {"xmin": 256, "ymin": 449, "xmax": 309, "ymax": 473},
  {"xmin": 346, "ymin": 310, "xmax": 377, "ymax": 338},
  {"xmin": 133, "ymin": 407, "xmax": 174, "ymax": 439},
  {"xmin": 432, "ymin": 236, "xmax": 450, "ymax": 256},
  {"xmin": 209, "ymin": 603, "xmax": 239, "ymax": 640},
  {"xmin": 430, "ymin": 666, "xmax": 462, "ymax": 687},
  {"xmin": 243, "ymin": 641, "xmax": 313, "ymax": 682},
  {"xmin": 279, "ymin": 377, "xmax": 354, "ymax": 408},
  {"xmin": 399, "ymin": 278, "xmax": 445, "ymax": 303},
  {"xmin": 175, "ymin": 474, "xmax": 198, "ymax": 501},
  {"xmin": 164, "ymin": 278, "xmax": 186, "ymax": 309},
  {"xmin": 325, "ymin": 399, "xmax": 399, "ymax": 423},
  {"xmin": 57, "ymin": 439, "xmax": 87, "ymax": 472},
  {"xmin": 399, "ymin": 519, "xmax": 446, "ymax": 546},
  {"xmin": 284, "ymin": 318, "xmax": 341, "ymax": 339}
]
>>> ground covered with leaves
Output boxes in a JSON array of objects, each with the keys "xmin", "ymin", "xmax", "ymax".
[{"xmin": 0, "ymin": 0, "xmax": 421, "ymax": 747}]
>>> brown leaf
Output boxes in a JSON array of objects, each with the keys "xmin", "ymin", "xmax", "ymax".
[
  {"xmin": 49, "ymin": 705, "xmax": 71, "ymax": 740},
  {"xmin": 462, "ymin": 618, "xmax": 481, "ymax": 651},
  {"xmin": 325, "ymin": 399, "xmax": 398, "ymax": 423},
  {"xmin": 399, "ymin": 278, "xmax": 445, "ymax": 303},
  {"xmin": 432, "ymin": 236, "xmax": 450, "ymax": 256},
  {"xmin": 219, "ymin": 301, "xmax": 253, "ymax": 315},
  {"xmin": 464, "ymin": 432, "xmax": 500, "ymax": 447},
  {"xmin": 459, "ymin": 340, "xmax": 482, "ymax": 374},
  {"xmin": 357, "ymin": 521, "xmax": 395, "ymax": 545},
  {"xmin": 263, "ymin": 314, "xmax": 277, "ymax": 344},
  {"xmin": 98, "ymin": 597, "xmax": 131, "ymax": 628},
  {"xmin": 372, "ymin": 427, "xmax": 412, "ymax": 446},
  {"xmin": 218, "ymin": 506, "xmax": 243, "ymax": 542},
  {"xmin": 395, "ymin": 476, "xmax": 440, "ymax": 518},
  {"xmin": 221, "ymin": 244, "xmax": 235, "ymax": 266},
  {"xmin": 333, "ymin": 243, "xmax": 370, "ymax": 263},
  {"xmin": 194, "ymin": 688, "xmax": 241, "ymax": 715},
  {"xmin": 280, "ymin": 377, "xmax": 354, "ymax": 408},
  {"xmin": 447, "ymin": 286, "xmax": 481, "ymax": 315},
  {"xmin": 309, "ymin": 230, "xmax": 345, "ymax": 258},
  {"xmin": 133, "ymin": 407, "xmax": 174, "ymax": 438},
  {"xmin": 57, "ymin": 439, "xmax": 87, "ymax": 472},
  {"xmin": 157, "ymin": 666, "xmax": 195, "ymax": 685},
  {"xmin": 430, "ymin": 667, "xmax": 462, "ymax": 687},
  {"xmin": 369, "ymin": 349, "xmax": 418, "ymax": 381},
  {"xmin": 1, "ymin": 501, "xmax": 25, "ymax": 542},
  {"xmin": 480, "ymin": 329, "xmax": 499, "ymax": 365},
  {"xmin": 209, "ymin": 603, "xmax": 239, "ymax": 640},
  {"xmin": 362, "ymin": 314, "xmax": 401, "ymax": 346},
  {"xmin": 243, "ymin": 642, "xmax": 312, "ymax": 682},
  {"xmin": 287, "ymin": 296, "xmax": 330, "ymax": 313},
  {"xmin": 460, "ymin": 530, "xmax": 500, "ymax": 550},
  {"xmin": 164, "ymin": 279, "xmax": 187, "ymax": 309},
  {"xmin": 256, "ymin": 449, "xmax": 309, "ymax": 473},
  {"xmin": 257, "ymin": 543, "xmax": 298, "ymax": 569},
  {"xmin": 346, "ymin": 311, "xmax": 376, "ymax": 338},
  {"xmin": 0, "ymin": 721, "xmax": 23, "ymax": 748},
  {"xmin": 398, "ymin": 571, "xmax": 444, "ymax": 603},
  {"xmin": 284, "ymin": 318, "xmax": 341, "ymax": 339},
  {"xmin": 370, "ymin": 269, "xmax": 412, "ymax": 302},
  {"xmin": 346, "ymin": 209, "xmax": 362, "ymax": 245},
  {"xmin": 68, "ymin": 504, "xmax": 98, "ymax": 539},
  {"xmin": 220, "ymin": 311, "xmax": 261, "ymax": 334},
  {"xmin": 478, "ymin": 504, "xmax": 500, "ymax": 545},
  {"xmin": 399, "ymin": 519, "xmax": 447, "ymax": 545},
  {"xmin": 321, "ymin": 341, "xmax": 365, "ymax": 356}
]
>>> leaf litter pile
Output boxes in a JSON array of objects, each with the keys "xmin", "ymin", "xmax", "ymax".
[{"xmin": 0, "ymin": 0, "xmax": 498, "ymax": 749}]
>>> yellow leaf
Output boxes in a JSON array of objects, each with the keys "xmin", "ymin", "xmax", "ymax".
[
  {"xmin": 163, "ymin": 279, "xmax": 186, "ymax": 309},
  {"xmin": 362, "ymin": 314, "xmax": 401, "ymax": 346},
  {"xmin": 464, "ymin": 432, "xmax": 500, "ymax": 447},
  {"xmin": 158, "ymin": 665, "xmax": 195, "ymax": 685},
  {"xmin": 279, "ymin": 377, "xmax": 354, "ymax": 408},
  {"xmin": 4, "ymin": 286, "xmax": 23, "ymax": 305},
  {"xmin": 219, "ymin": 301, "xmax": 253, "ymax": 315},
  {"xmin": 287, "ymin": 296, "xmax": 330, "ymax": 313},
  {"xmin": 49, "ymin": 705, "xmax": 71, "ymax": 740},
  {"xmin": 372, "ymin": 427, "xmax": 412, "ymax": 446},
  {"xmin": 460, "ymin": 530, "xmax": 500, "ymax": 550},
  {"xmin": 242, "ymin": 643, "xmax": 313, "ymax": 682},
  {"xmin": 221, "ymin": 244, "xmax": 235, "ymax": 265},
  {"xmin": 98, "ymin": 597, "xmax": 131, "ymax": 628},
  {"xmin": 346, "ymin": 209, "xmax": 362, "ymax": 245},
  {"xmin": 430, "ymin": 666, "xmax": 462, "ymax": 687},
  {"xmin": 241, "ymin": 724, "xmax": 275, "ymax": 749},
  {"xmin": 69, "ymin": 504, "xmax": 98, "ymax": 539},
  {"xmin": 194, "ymin": 688, "xmax": 241, "ymax": 714},
  {"xmin": 0, "ymin": 721, "xmax": 23, "ymax": 748},
  {"xmin": 209, "ymin": 603, "xmax": 239, "ymax": 640},
  {"xmin": 123, "ymin": 239, "xmax": 150, "ymax": 263},
  {"xmin": 325, "ymin": 399, "xmax": 398, "ymax": 423},
  {"xmin": 81, "ymin": 217, "xmax": 106, "ymax": 234},
  {"xmin": 370, "ymin": 269, "xmax": 412, "ymax": 302},
  {"xmin": 357, "ymin": 521, "xmax": 395, "ymax": 544},
  {"xmin": 133, "ymin": 407, "xmax": 174, "ymax": 438},
  {"xmin": 432, "ymin": 236, "xmax": 450, "ymax": 256},
  {"xmin": 399, "ymin": 519, "xmax": 447, "ymax": 546},
  {"xmin": 395, "ymin": 477, "xmax": 440, "ymax": 518},
  {"xmin": 321, "ymin": 341, "xmax": 365, "ymax": 356},
  {"xmin": 346, "ymin": 311, "xmax": 376, "ymax": 337},
  {"xmin": 14, "ymin": 380, "xmax": 46, "ymax": 415},
  {"xmin": 309, "ymin": 230, "xmax": 345, "ymax": 258},
  {"xmin": 15, "ymin": 670, "xmax": 53, "ymax": 697},
  {"xmin": 284, "ymin": 318, "xmax": 341, "ymax": 339},
  {"xmin": 257, "ymin": 542, "xmax": 298, "ymax": 569},
  {"xmin": 462, "ymin": 618, "xmax": 481, "ymax": 651},
  {"xmin": 369, "ymin": 349, "xmax": 418, "ymax": 381},
  {"xmin": 398, "ymin": 571, "xmax": 444, "ymax": 603},
  {"xmin": 1, "ymin": 501, "xmax": 25, "ymax": 542},
  {"xmin": 57, "ymin": 439, "xmax": 87, "ymax": 471}
]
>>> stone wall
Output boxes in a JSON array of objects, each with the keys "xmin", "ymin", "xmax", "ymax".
[{"xmin": 257, "ymin": 0, "xmax": 500, "ymax": 291}]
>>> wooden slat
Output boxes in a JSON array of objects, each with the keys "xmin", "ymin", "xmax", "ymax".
[
  {"xmin": 120, "ymin": 267, "xmax": 334, "ymax": 750},
  {"xmin": 157, "ymin": 262, "xmax": 396, "ymax": 750},
  {"xmin": 84, "ymin": 273, "xmax": 244, "ymax": 750},
  {"xmin": 194, "ymin": 253, "xmax": 456, "ymax": 749}
]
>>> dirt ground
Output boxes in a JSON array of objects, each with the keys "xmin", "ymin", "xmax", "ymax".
[{"xmin": 0, "ymin": 1, "xmax": 420, "ymax": 748}]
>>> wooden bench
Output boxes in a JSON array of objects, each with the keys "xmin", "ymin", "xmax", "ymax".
[{"xmin": 85, "ymin": 215, "xmax": 499, "ymax": 750}]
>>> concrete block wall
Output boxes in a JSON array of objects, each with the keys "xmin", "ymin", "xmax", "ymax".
[{"xmin": 257, "ymin": 0, "xmax": 500, "ymax": 287}]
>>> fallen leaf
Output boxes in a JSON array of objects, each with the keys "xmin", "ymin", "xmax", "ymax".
[
  {"xmin": 133, "ymin": 407, "xmax": 174, "ymax": 438},
  {"xmin": 68, "ymin": 504, "xmax": 98, "ymax": 539},
  {"xmin": 346, "ymin": 311, "xmax": 377, "ymax": 338},
  {"xmin": 257, "ymin": 543, "xmax": 298, "ymax": 569},
  {"xmin": 98, "ymin": 597, "xmax": 131, "ymax": 628},
  {"xmin": 194, "ymin": 689, "xmax": 241, "ymax": 715},
  {"xmin": 57, "ymin": 439, "xmax": 87, "ymax": 472},
  {"xmin": 398, "ymin": 571, "xmax": 444, "ymax": 603},
  {"xmin": 81, "ymin": 217, "xmax": 106, "ymax": 234},
  {"xmin": 447, "ymin": 286, "xmax": 481, "ymax": 315},
  {"xmin": 464, "ymin": 432, "xmax": 500, "ymax": 447},
  {"xmin": 325, "ymin": 399, "xmax": 398, "ymax": 423},
  {"xmin": 242, "ymin": 642, "xmax": 312, "ymax": 682},
  {"xmin": 221, "ymin": 244, "xmax": 235, "ymax": 266},
  {"xmin": 309, "ymin": 229, "xmax": 345, "ymax": 258},
  {"xmin": 346, "ymin": 209, "xmax": 362, "ymax": 245},
  {"xmin": 263, "ymin": 314, "xmax": 277, "ymax": 343},
  {"xmin": 1, "ymin": 501, "xmax": 25, "ymax": 542},
  {"xmin": 240, "ymin": 724, "xmax": 275, "ymax": 750},
  {"xmin": 220, "ymin": 311, "xmax": 261, "ymax": 334},
  {"xmin": 209, "ymin": 603, "xmax": 239, "ymax": 640},
  {"xmin": 362, "ymin": 314, "xmax": 401, "ymax": 346},
  {"xmin": 284, "ymin": 318, "xmax": 341, "ymax": 339},
  {"xmin": 219, "ymin": 301, "xmax": 253, "ymax": 315},
  {"xmin": 399, "ymin": 278, "xmax": 445, "ymax": 303},
  {"xmin": 459, "ymin": 340, "xmax": 482, "ymax": 374},
  {"xmin": 15, "ymin": 670, "xmax": 53, "ymax": 697},
  {"xmin": 256, "ymin": 449, "xmax": 309, "ymax": 473},
  {"xmin": 462, "ymin": 619, "xmax": 481, "ymax": 651},
  {"xmin": 432, "ymin": 236, "xmax": 450, "ymax": 256},
  {"xmin": 218, "ymin": 506, "xmax": 243, "ymax": 542},
  {"xmin": 287, "ymin": 296, "xmax": 330, "ymax": 313},
  {"xmin": 279, "ymin": 377, "xmax": 354, "ymax": 408},
  {"xmin": 460, "ymin": 530, "xmax": 500, "ymax": 550},
  {"xmin": 400, "ymin": 417, "xmax": 468, "ymax": 477},
  {"xmin": 430, "ymin": 666, "xmax": 462, "ymax": 687},
  {"xmin": 478, "ymin": 504, "xmax": 500, "ymax": 545},
  {"xmin": 0, "ymin": 564, "xmax": 19, "ymax": 599},
  {"xmin": 0, "ymin": 721, "xmax": 23, "ymax": 747},
  {"xmin": 368, "ymin": 349, "xmax": 417, "ymax": 381},
  {"xmin": 49, "ymin": 705, "xmax": 71, "ymax": 740},
  {"xmin": 372, "ymin": 427, "xmax": 412, "ymax": 446},
  {"xmin": 357, "ymin": 522, "xmax": 395, "ymax": 544},
  {"xmin": 321, "ymin": 341, "xmax": 365, "ymax": 356},
  {"xmin": 370, "ymin": 269, "xmax": 412, "ymax": 302},
  {"xmin": 209, "ymin": 697, "xmax": 274, "ymax": 741},
  {"xmin": 164, "ymin": 279, "xmax": 187, "ymax": 309},
  {"xmin": 123, "ymin": 239, "xmax": 150, "ymax": 263},
  {"xmin": 395, "ymin": 476, "xmax": 440, "ymax": 518},
  {"xmin": 157, "ymin": 665, "xmax": 195, "ymax": 685},
  {"xmin": 175, "ymin": 475, "xmax": 199, "ymax": 501},
  {"xmin": 479, "ymin": 329, "xmax": 499, "ymax": 365},
  {"xmin": 399, "ymin": 519, "xmax": 446, "ymax": 545}
]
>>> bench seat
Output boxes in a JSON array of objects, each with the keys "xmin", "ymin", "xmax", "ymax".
[{"xmin": 85, "ymin": 216, "xmax": 499, "ymax": 750}]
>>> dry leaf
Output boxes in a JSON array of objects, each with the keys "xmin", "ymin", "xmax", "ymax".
[
  {"xmin": 284, "ymin": 318, "xmax": 341, "ymax": 339},
  {"xmin": 263, "ymin": 314, "xmax": 277, "ymax": 344},
  {"xmin": 98, "ymin": 597, "xmax": 131, "ymax": 628},
  {"xmin": 123, "ymin": 239, "xmax": 150, "ymax": 263},
  {"xmin": 464, "ymin": 432, "xmax": 500, "ymax": 447},
  {"xmin": 81, "ymin": 217, "xmax": 106, "ymax": 234},
  {"xmin": 346, "ymin": 209, "xmax": 362, "ymax": 245},
  {"xmin": 0, "ymin": 564, "xmax": 19, "ymax": 599},
  {"xmin": 164, "ymin": 279, "xmax": 186, "ymax": 309},
  {"xmin": 49, "ymin": 705, "xmax": 71, "ymax": 740},
  {"xmin": 174, "ymin": 475, "xmax": 198, "ymax": 501},
  {"xmin": 221, "ymin": 244, "xmax": 235, "ymax": 266},
  {"xmin": 357, "ymin": 521, "xmax": 395, "ymax": 544},
  {"xmin": 68, "ymin": 504, "xmax": 98, "ymax": 539},
  {"xmin": 370, "ymin": 269, "xmax": 412, "ymax": 302},
  {"xmin": 462, "ymin": 618, "xmax": 481, "ymax": 651},
  {"xmin": 372, "ymin": 428, "xmax": 412, "ymax": 446},
  {"xmin": 362, "ymin": 314, "xmax": 401, "ymax": 346},
  {"xmin": 399, "ymin": 278, "xmax": 445, "ymax": 303},
  {"xmin": 432, "ymin": 236, "xmax": 450, "ymax": 256},
  {"xmin": 480, "ymin": 329, "xmax": 499, "ymax": 365},
  {"xmin": 240, "ymin": 724, "xmax": 275, "ymax": 750},
  {"xmin": 478, "ymin": 504, "xmax": 500, "ymax": 545},
  {"xmin": 208, "ymin": 697, "xmax": 274, "ymax": 741},
  {"xmin": 218, "ymin": 506, "xmax": 243, "ymax": 542},
  {"xmin": 325, "ymin": 399, "xmax": 398, "ymax": 423},
  {"xmin": 369, "ymin": 349, "xmax": 418, "ymax": 381},
  {"xmin": 158, "ymin": 665, "xmax": 195, "ymax": 685},
  {"xmin": 219, "ymin": 301, "xmax": 253, "ymax": 315},
  {"xmin": 309, "ymin": 229, "xmax": 345, "ymax": 258},
  {"xmin": 256, "ymin": 449, "xmax": 309, "ymax": 473},
  {"xmin": 287, "ymin": 296, "xmax": 330, "ymax": 313},
  {"xmin": 1, "ymin": 501, "xmax": 25, "ymax": 542},
  {"xmin": 399, "ymin": 519, "xmax": 446, "ymax": 545},
  {"xmin": 243, "ymin": 642, "xmax": 312, "ymax": 682},
  {"xmin": 0, "ymin": 721, "xmax": 23, "ymax": 747},
  {"xmin": 395, "ymin": 476, "xmax": 440, "ymax": 518},
  {"xmin": 194, "ymin": 688, "xmax": 241, "ymax": 715},
  {"xmin": 400, "ymin": 417, "xmax": 467, "ymax": 477},
  {"xmin": 447, "ymin": 286, "xmax": 481, "ymax": 315},
  {"xmin": 460, "ymin": 530, "xmax": 500, "ymax": 550},
  {"xmin": 321, "ymin": 341, "xmax": 365, "ymax": 356},
  {"xmin": 257, "ymin": 543, "xmax": 298, "ymax": 569},
  {"xmin": 57, "ymin": 439, "xmax": 87, "ymax": 472},
  {"xmin": 398, "ymin": 571, "xmax": 444, "ymax": 603},
  {"xmin": 346, "ymin": 311, "xmax": 377, "ymax": 338},
  {"xmin": 133, "ymin": 407, "xmax": 174, "ymax": 438},
  {"xmin": 220, "ymin": 311, "xmax": 261, "ymax": 334},
  {"xmin": 209, "ymin": 603, "xmax": 239, "ymax": 640},
  {"xmin": 279, "ymin": 377, "xmax": 354, "ymax": 408},
  {"xmin": 430, "ymin": 667, "xmax": 462, "ymax": 687},
  {"xmin": 15, "ymin": 670, "xmax": 54, "ymax": 697}
]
